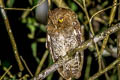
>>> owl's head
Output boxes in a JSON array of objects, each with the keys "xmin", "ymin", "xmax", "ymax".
[{"xmin": 48, "ymin": 8, "xmax": 78, "ymax": 28}]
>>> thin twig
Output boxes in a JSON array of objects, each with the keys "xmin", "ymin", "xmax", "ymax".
[
  {"xmin": 0, "ymin": 65, "xmax": 12, "ymax": 80},
  {"xmin": 99, "ymin": 0, "xmax": 117, "ymax": 79},
  {"xmin": 117, "ymin": 0, "xmax": 120, "ymax": 80},
  {"xmin": 33, "ymin": 23, "xmax": 120, "ymax": 80},
  {"xmin": 19, "ymin": 74, "xmax": 30, "ymax": 80},
  {"xmin": 90, "ymin": 3, "xmax": 120, "ymax": 23},
  {"xmin": 35, "ymin": 50, "xmax": 49, "ymax": 76},
  {"xmin": 68, "ymin": 23, "xmax": 120, "ymax": 57},
  {"xmin": 84, "ymin": 56, "xmax": 92, "ymax": 80},
  {"xmin": 1, "ymin": 0, "xmax": 68, "ymax": 11},
  {"xmin": 0, "ymin": 0, "xmax": 24, "ymax": 71},
  {"xmin": 52, "ymin": 0, "xmax": 69, "ymax": 8},
  {"xmin": 101, "ymin": 59, "xmax": 110, "ymax": 80},
  {"xmin": 20, "ymin": 56, "xmax": 33, "ymax": 77},
  {"xmin": 1, "ymin": 0, "xmax": 46, "ymax": 11},
  {"xmin": 79, "ymin": 0, "xmax": 101, "ymax": 71},
  {"xmin": 3, "ymin": 67, "xmax": 14, "ymax": 78},
  {"xmin": 100, "ymin": 0, "xmax": 117, "ymax": 58},
  {"xmin": 88, "ymin": 58, "xmax": 120, "ymax": 80},
  {"xmin": 33, "ymin": 55, "xmax": 72, "ymax": 80},
  {"xmin": 73, "ymin": 0, "xmax": 85, "ymax": 12},
  {"xmin": 82, "ymin": 0, "xmax": 95, "ymax": 35}
]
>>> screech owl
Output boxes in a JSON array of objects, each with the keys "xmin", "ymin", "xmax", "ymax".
[{"xmin": 46, "ymin": 8, "xmax": 84, "ymax": 80}]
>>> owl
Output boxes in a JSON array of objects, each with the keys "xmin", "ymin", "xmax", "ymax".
[{"xmin": 46, "ymin": 8, "xmax": 84, "ymax": 80}]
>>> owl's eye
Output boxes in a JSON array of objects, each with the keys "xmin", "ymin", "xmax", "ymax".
[{"xmin": 58, "ymin": 17, "xmax": 64, "ymax": 23}]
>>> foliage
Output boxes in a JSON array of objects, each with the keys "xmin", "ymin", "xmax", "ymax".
[{"xmin": 0, "ymin": 0, "xmax": 120, "ymax": 80}]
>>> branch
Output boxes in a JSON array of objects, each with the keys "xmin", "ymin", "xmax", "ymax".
[
  {"xmin": 88, "ymin": 58, "xmax": 120, "ymax": 80},
  {"xmin": 68, "ymin": 23, "xmax": 120, "ymax": 57},
  {"xmin": 0, "ymin": 0, "xmax": 24, "ymax": 71},
  {"xmin": 0, "ymin": 65, "xmax": 12, "ymax": 80},
  {"xmin": 33, "ymin": 23, "xmax": 120, "ymax": 80},
  {"xmin": 117, "ymin": 0, "xmax": 120, "ymax": 80},
  {"xmin": 33, "ymin": 56, "xmax": 72, "ymax": 80}
]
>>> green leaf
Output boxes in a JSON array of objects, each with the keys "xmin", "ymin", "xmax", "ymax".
[
  {"xmin": 31, "ymin": 42, "xmax": 40, "ymax": 63},
  {"xmin": 27, "ymin": 25, "xmax": 36, "ymax": 39},
  {"xmin": 40, "ymin": 24, "xmax": 46, "ymax": 32},
  {"xmin": 37, "ymin": 38, "xmax": 46, "ymax": 42},
  {"xmin": 34, "ymin": 0, "xmax": 39, "ymax": 5},
  {"xmin": 70, "ymin": 2, "xmax": 78, "ymax": 11},
  {"xmin": 31, "ymin": 42, "xmax": 37, "ymax": 57},
  {"xmin": 29, "ymin": 0, "xmax": 33, "ymax": 5},
  {"xmin": 6, "ymin": 0, "xmax": 15, "ymax": 7},
  {"xmin": 78, "ymin": 12, "xmax": 84, "ymax": 22}
]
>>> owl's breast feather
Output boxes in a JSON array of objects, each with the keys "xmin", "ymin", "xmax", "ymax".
[{"xmin": 50, "ymin": 30, "xmax": 78, "ymax": 60}]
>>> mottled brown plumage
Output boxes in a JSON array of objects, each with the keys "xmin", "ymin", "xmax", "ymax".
[{"xmin": 46, "ymin": 8, "xmax": 84, "ymax": 80}]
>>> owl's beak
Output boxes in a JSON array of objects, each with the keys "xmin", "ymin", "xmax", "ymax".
[{"xmin": 35, "ymin": 0, "xmax": 48, "ymax": 25}]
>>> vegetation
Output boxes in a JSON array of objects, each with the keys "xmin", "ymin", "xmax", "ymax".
[{"xmin": 0, "ymin": 0, "xmax": 120, "ymax": 80}]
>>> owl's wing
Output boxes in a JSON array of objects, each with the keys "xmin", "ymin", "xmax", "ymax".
[
  {"xmin": 46, "ymin": 34, "xmax": 57, "ymax": 62},
  {"xmin": 46, "ymin": 34, "xmax": 50, "ymax": 49},
  {"xmin": 74, "ymin": 22, "xmax": 84, "ymax": 45},
  {"xmin": 46, "ymin": 34, "xmax": 52, "ymax": 54},
  {"xmin": 74, "ymin": 22, "xmax": 84, "ymax": 78}
]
